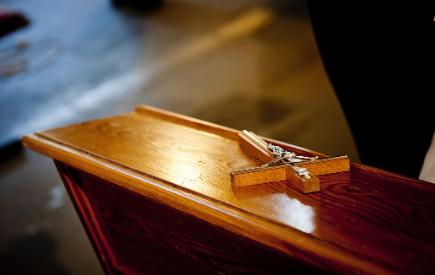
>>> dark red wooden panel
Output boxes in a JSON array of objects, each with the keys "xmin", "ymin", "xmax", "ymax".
[{"xmin": 56, "ymin": 161, "xmax": 330, "ymax": 275}]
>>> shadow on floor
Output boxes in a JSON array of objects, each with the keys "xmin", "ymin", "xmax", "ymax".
[{"xmin": 0, "ymin": 232, "xmax": 72, "ymax": 275}]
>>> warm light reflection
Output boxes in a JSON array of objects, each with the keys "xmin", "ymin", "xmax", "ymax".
[
  {"xmin": 163, "ymin": 141, "xmax": 216, "ymax": 195},
  {"xmin": 268, "ymin": 193, "xmax": 315, "ymax": 233}
]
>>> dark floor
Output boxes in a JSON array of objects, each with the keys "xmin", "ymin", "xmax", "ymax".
[{"xmin": 0, "ymin": 0, "xmax": 360, "ymax": 274}]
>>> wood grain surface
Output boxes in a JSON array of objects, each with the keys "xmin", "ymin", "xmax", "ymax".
[{"xmin": 22, "ymin": 105, "xmax": 435, "ymax": 275}]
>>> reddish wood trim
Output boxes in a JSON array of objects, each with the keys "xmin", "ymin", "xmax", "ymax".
[
  {"xmin": 55, "ymin": 161, "xmax": 119, "ymax": 275},
  {"xmin": 62, "ymin": 165, "xmax": 331, "ymax": 275}
]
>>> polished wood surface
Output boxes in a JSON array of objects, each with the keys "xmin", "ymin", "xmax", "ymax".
[{"xmin": 22, "ymin": 105, "xmax": 435, "ymax": 275}]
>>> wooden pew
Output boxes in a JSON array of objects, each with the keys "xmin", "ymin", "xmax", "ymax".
[{"xmin": 22, "ymin": 105, "xmax": 435, "ymax": 275}]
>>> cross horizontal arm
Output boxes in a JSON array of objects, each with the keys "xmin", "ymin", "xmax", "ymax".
[
  {"xmin": 231, "ymin": 163, "xmax": 320, "ymax": 193},
  {"xmin": 231, "ymin": 155, "xmax": 349, "ymax": 187}
]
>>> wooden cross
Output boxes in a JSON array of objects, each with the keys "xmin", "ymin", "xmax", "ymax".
[{"xmin": 231, "ymin": 130, "xmax": 350, "ymax": 193}]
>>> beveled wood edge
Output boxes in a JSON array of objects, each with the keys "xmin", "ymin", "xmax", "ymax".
[
  {"xmin": 135, "ymin": 105, "xmax": 241, "ymax": 141},
  {"xmin": 22, "ymin": 133, "xmax": 398, "ymax": 275},
  {"xmin": 134, "ymin": 105, "xmax": 327, "ymax": 157}
]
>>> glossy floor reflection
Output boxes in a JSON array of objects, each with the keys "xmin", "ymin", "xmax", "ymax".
[{"xmin": 0, "ymin": 0, "xmax": 359, "ymax": 274}]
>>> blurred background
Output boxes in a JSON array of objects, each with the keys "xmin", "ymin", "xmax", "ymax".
[{"xmin": 0, "ymin": 0, "xmax": 360, "ymax": 274}]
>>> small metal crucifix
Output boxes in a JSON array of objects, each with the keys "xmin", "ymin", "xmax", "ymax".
[{"xmin": 231, "ymin": 130, "xmax": 350, "ymax": 193}]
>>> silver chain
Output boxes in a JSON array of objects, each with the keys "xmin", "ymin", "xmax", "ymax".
[{"xmin": 262, "ymin": 143, "xmax": 318, "ymax": 167}]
